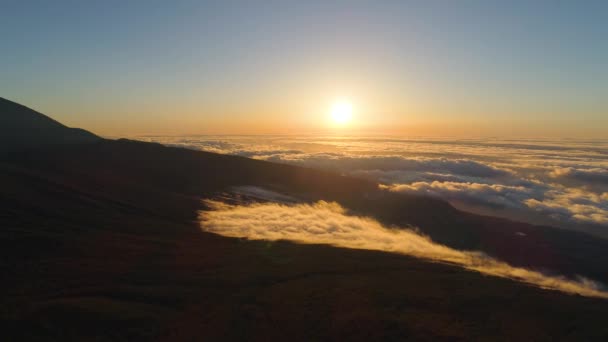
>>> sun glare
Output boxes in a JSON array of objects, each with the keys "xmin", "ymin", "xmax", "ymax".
[{"xmin": 330, "ymin": 100, "xmax": 353, "ymax": 125}]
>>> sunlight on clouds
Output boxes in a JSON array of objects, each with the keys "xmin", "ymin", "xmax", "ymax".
[
  {"xmin": 145, "ymin": 135, "xmax": 608, "ymax": 233},
  {"xmin": 200, "ymin": 200, "xmax": 608, "ymax": 299}
]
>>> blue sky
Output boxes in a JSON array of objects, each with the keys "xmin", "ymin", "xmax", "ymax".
[{"xmin": 1, "ymin": 1, "xmax": 607, "ymax": 136}]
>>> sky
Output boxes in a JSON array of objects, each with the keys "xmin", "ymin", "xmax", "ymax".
[{"xmin": 1, "ymin": 1, "xmax": 607, "ymax": 137}]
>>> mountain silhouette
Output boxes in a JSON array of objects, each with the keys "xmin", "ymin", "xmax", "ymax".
[
  {"xmin": 2, "ymin": 99, "xmax": 608, "ymax": 341},
  {"xmin": 0, "ymin": 97, "xmax": 99, "ymax": 154}
]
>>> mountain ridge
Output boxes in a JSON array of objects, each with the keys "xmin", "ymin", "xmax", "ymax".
[{"xmin": 0, "ymin": 97, "xmax": 99, "ymax": 154}]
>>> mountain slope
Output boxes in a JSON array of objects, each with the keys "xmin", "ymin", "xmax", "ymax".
[
  {"xmin": 0, "ymin": 97, "xmax": 99, "ymax": 154},
  {"xmin": 1, "ymin": 99, "xmax": 608, "ymax": 340},
  {"xmin": 2, "ymin": 144, "xmax": 608, "ymax": 341}
]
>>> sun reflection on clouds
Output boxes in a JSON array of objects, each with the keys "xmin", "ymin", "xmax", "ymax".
[{"xmin": 200, "ymin": 198, "xmax": 608, "ymax": 299}]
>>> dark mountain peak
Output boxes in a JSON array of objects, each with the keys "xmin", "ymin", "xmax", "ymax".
[{"xmin": 0, "ymin": 97, "xmax": 100, "ymax": 154}]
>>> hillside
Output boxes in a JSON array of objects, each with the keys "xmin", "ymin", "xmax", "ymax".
[
  {"xmin": 1, "ymin": 99, "xmax": 608, "ymax": 340},
  {"xmin": 0, "ymin": 97, "xmax": 99, "ymax": 154}
]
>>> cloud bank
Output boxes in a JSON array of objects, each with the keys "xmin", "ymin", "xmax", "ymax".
[
  {"xmin": 200, "ymin": 200, "xmax": 608, "ymax": 299},
  {"xmin": 383, "ymin": 181, "xmax": 534, "ymax": 209},
  {"xmin": 142, "ymin": 135, "xmax": 608, "ymax": 233}
]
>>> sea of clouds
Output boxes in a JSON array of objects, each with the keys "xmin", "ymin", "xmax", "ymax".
[{"xmin": 138, "ymin": 135, "xmax": 608, "ymax": 237}]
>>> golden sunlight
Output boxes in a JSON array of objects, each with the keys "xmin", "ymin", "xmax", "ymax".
[{"xmin": 330, "ymin": 100, "xmax": 353, "ymax": 125}]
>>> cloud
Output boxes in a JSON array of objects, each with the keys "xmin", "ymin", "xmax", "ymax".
[
  {"xmin": 384, "ymin": 181, "xmax": 537, "ymax": 209},
  {"xmin": 200, "ymin": 200, "xmax": 608, "ymax": 299},
  {"xmin": 525, "ymin": 188, "xmax": 608, "ymax": 225},
  {"xmin": 262, "ymin": 155, "xmax": 512, "ymax": 179},
  {"xmin": 386, "ymin": 180, "xmax": 608, "ymax": 226},
  {"xmin": 350, "ymin": 169, "xmax": 469, "ymax": 184},
  {"xmin": 549, "ymin": 167, "xmax": 608, "ymax": 188},
  {"xmin": 143, "ymin": 135, "xmax": 608, "ymax": 231}
]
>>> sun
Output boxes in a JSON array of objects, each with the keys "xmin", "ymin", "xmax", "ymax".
[{"xmin": 330, "ymin": 100, "xmax": 353, "ymax": 125}]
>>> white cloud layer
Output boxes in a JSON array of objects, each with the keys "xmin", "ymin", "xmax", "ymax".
[
  {"xmin": 140, "ymin": 135, "xmax": 608, "ymax": 232},
  {"xmin": 200, "ymin": 200, "xmax": 608, "ymax": 298},
  {"xmin": 383, "ymin": 181, "xmax": 534, "ymax": 209}
]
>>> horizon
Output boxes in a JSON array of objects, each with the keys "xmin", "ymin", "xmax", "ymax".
[{"xmin": 2, "ymin": 1, "xmax": 607, "ymax": 138}]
